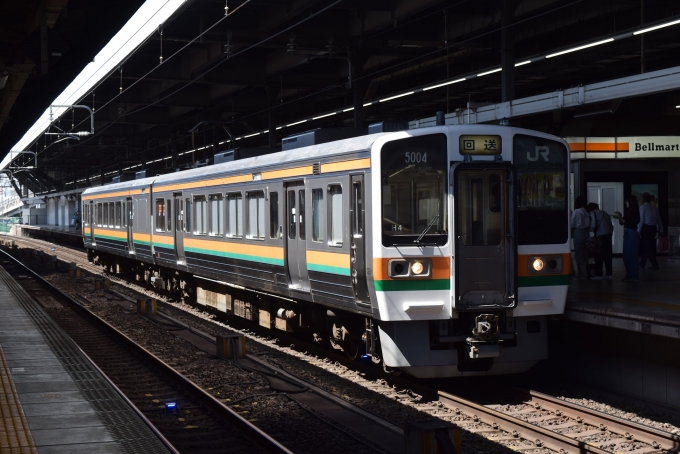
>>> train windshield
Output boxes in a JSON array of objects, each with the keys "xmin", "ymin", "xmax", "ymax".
[
  {"xmin": 514, "ymin": 135, "xmax": 569, "ymax": 245},
  {"xmin": 381, "ymin": 134, "xmax": 448, "ymax": 246}
]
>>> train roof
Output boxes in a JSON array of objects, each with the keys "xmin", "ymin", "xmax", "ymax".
[
  {"xmin": 82, "ymin": 176, "xmax": 156, "ymax": 196},
  {"xmin": 152, "ymin": 132, "xmax": 390, "ymax": 186}
]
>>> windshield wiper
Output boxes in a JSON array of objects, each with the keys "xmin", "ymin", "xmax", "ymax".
[{"xmin": 414, "ymin": 214, "xmax": 440, "ymax": 244}]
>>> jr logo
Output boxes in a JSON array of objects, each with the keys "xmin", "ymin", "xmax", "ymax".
[{"xmin": 527, "ymin": 146, "xmax": 550, "ymax": 161}]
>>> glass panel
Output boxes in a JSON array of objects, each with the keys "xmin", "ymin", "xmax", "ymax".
[
  {"xmin": 109, "ymin": 203, "xmax": 114, "ymax": 227},
  {"xmin": 248, "ymin": 195, "xmax": 258, "ymax": 238},
  {"xmin": 185, "ymin": 199, "xmax": 191, "ymax": 233},
  {"xmin": 103, "ymin": 203, "xmax": 109, "ymax": 227},
  {"xmin": 269, "ymin": 192, "xmax": 279, "ymax": 239},
  {"xmin": 175, "ymin": 199, "xmax": 181, "ymax": 232},
  {"xmin": 97, "ymin": 204, "xmax": 102, "ymax": 226},
  {"xmin": 381, "ymin": 134, "xmax": 447, "ymax": 246},
  {"xmin": 288, "ymin": 190, "xmax": 296, "ymax": 240},
  {"xmin": 298, "ymin": 190, "xmax": 306, "ymax": 240},
  {"xmin": 194, "ymin": 196, "xmax": 207, "ymax": 235},
  {"xmin": 258, "ymin": 193, "xmax": 265, "ymax": 239},
  {"xmin": 210, "ymin": 194, "xmax": 223, "ymax": 235},
  {"xmin": 312, "ymin": 189, "xmax": 323, "ymax": 242},
  {"xmin": 115, "ymin": 202, "xmax": 121, "ymax": 228},
  {"xmin": 130, "ymin": 201, "xmax": 134, "ymax": 228},
  {"xmin": 458, "ymin": 173, "xmax": 502, "ymax": 246},
  {"xmin": 329, "ymin": 185, "xmax": 342, "ymax": 246},
  {"xmin": 155, "ymin": 199, "xmax": 165, "ymax": 232},
  {"xmin": 227, "ymin": 193, "xmax": 242, "ymax": 237},
  {"xmin": 122, "ymin": 202, "xmax": 126, "ymax": 227},
  {"xmin": 514, "ymin": 134, "xmax": 568, "ymax": 245},
  {"xmin": 353, "ymin": 182, "xmax": 362, "ymax": 236}
]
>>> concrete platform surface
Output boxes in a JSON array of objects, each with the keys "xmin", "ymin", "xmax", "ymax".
[
  {"xmin": 0, "ymin": 264, "xmax": 169, "ymax": 454},
  {"xmin": 14, "ymin": 225, "xmax": 82, "ymax": 238},
  {"xmin": 565, "ymin": 256, "xmax": 680, "ymax": 337}
]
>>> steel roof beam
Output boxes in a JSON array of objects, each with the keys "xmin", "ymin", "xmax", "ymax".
[{"xmin": 410, "ymin": 65, "xmax": 680, "ymax": 127}]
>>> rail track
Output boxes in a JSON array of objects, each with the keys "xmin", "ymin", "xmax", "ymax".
[
  {"xmin": 6, "ymin": 234, "xmax": 680, "ymax": 453},
  {"xmin": 0, "ymin": 246, "xmax": 290, "ymax": 454}
]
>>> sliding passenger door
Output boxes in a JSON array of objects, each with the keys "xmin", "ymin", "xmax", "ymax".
[
  {"xmin": 285, "ymin": 181, "xmax": 310, "ymax": 291},
  {"xmin": 126, "ymin": 197, "xmax": 134, "ymax": 254},
  {"xmin": 174, "ymin": 194, "xmax": 186, "ymax": 264},
  {"xmin": 350, "ymin": 174, "xmax": 370, "ymax": 308}
]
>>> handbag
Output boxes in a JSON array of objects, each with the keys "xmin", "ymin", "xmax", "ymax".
[{"xmin": 585, "ymin": 211, "xmax": 602, "ymax": 256}]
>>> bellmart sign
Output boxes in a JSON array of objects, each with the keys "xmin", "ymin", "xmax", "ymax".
[{"xmin": 567, "ymin": 136, "xmax": 680, "ymax": 159}]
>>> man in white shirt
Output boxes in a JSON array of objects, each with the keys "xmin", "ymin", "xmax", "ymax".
[{"xmin": 571, "ymin": 195, "xmax": 590, "ymax": 279}]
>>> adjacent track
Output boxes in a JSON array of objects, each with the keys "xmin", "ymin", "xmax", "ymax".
[{"xmin": 0, "ymin": 247, "xmax": 290, "ymax": 454}]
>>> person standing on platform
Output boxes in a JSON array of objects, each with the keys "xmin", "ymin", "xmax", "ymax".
[
  {"xmin": 615, "ymin": 195, "xmax": 640, "ymax": 282},
  {"xmin": 571, "ymin": 195, "xmax": 590, "ymax": 280},
  {"xmin": 638, "ymin": 193, "xmax": 662, "ymax": 270},
  {"xmin": 587, "ymin": 202, "xmax": 613, "ymax": 280}
]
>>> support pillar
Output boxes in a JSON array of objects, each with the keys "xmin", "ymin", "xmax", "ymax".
[{"xmin": 501, "ymin": 0, "xmax": 515, "ymax": 103}]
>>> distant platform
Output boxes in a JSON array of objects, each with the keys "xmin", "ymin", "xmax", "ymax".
[
  {"xmin": 0, "ymin": 263, "xmax": 169, "ymax": 453},
  {"xmin": 564, "ymin": 256, "xmax": 680, "ymax": 338}
]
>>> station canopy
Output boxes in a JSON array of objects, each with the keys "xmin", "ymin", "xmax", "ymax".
[{"xmin": 1, "ymin": 0, "xmax": 680, "ymax": 196}]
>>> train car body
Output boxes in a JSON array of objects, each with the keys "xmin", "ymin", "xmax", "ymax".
[{"xmin": 82, "ymin": 124, "xmax": 570, "ymax": 378}]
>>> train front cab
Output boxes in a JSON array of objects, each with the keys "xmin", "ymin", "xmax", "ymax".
[{"xmin": 371, "ymin": 126, "xmax": 571, "ymax": 378}]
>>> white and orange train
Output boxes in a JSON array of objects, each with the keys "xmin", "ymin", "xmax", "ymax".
[{"xmin": 82, "ymin": 124, "xmax": 570, "ymax": 377}]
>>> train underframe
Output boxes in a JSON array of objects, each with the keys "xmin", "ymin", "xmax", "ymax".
[{"xmin": 90, "ymin": 248, "xmax": 546, "ymax": 376}]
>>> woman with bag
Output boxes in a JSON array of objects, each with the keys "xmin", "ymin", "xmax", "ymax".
[
  {"xmin": 571, "ymin": 195, "xmax": 590, "ymax": 279},
  {"xmin": 586, "ymin": 203, "xmax": 613, "ymax": 280},
  {"xmin": 614, "ymin": 195, "xmax": 641, "ymax": 282}
]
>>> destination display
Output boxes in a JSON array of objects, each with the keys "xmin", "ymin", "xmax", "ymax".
[{"xmin": 459, "ymin": 135, "xmax": 502, "ymax": 155}]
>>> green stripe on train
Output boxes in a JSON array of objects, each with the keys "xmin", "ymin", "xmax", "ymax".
[
  {"xmin": 152, "ymin": 242, "xmax": 174, "ymax": 250},
  {"xmin": 374, "ymin": 279, "xmax": 450, "ymax": 292},
  {"xmin": 184, "ymin": 246, "xmax": 284, "ymax": 267},
  {"xmin": 517, "ymin": 275, "xmax": 570, "ymax": 287},
  {"xmin": 307, "ymin": 263, "xmax": 351, "ymax": 276}
]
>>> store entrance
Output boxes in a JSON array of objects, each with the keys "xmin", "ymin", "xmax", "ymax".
[{"xmin": 587, "ymin": 182, "xmax": 624, "ymax": 254}]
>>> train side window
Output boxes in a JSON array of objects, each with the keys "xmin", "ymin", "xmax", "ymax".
[
  {"xmin": 227, "ymin": 192, "xmax": 243, "ymax": 238},
  {"xmin": 122, "ymin": 202, "xmax": 127, "ymax": 228},
  {"xmin": 103, "ymin": 203, "xmax": 109, "ymax": 227},
  {"xmin": 97, "ymin": 203, "xmax": 102, "ymax": 226},
  {"xmin": 184, "ymin": 198, "xmax": 191, "ymax": 233},
  {"xmin": 247, "ymin": 191, "xmax": 264, "ymax": 240},
  {"xmin": 209, "ymin": 194, "xmax": 224, "ymax": 236},
  {"xmin": 328, "ymin": 185, "xmax": 343, "ymax": 247},
  {"xmin": 312, "ymin": 189, "xmax": 323, "ymax": 242},
  {"xmin": 83, "ymin": 205, "xmax": 88, "ymax": 226},
  {"xmin": 130, "ymin": 201, "xmax": 134, "ymax": 228},
  {"xmin": 288, "ymin": 190, "xmax": 296, "ymax": 240},
  {"xmin": 269, "ymin": 192, "xmax": 279, "ymax": 239},
  {"xmin": 167, "ymin": 199, "xmax": 172, "ymax": 231},
  {"xmin": 109, "ymin": 203, "xmax": 114, "ymax": 228},
  {"xmin": 115, "ymin": 202, "xmax": 122, "ymax": 228},
  {"xmin": 155, "ymin": 199, "xmax": 166, "ymax": 232},
  {"xmin": 194, "ymin": 195, "xmax": 207, "ymax": 235},
  {"xmin": 298, "ymin": 190, "xmax": 306, "ymax": 240}
]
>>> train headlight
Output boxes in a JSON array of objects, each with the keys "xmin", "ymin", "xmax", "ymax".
[
  {"xmin": 532, "ymin": 258, "xmax": 544, "ymax": 271},
  {"xmin": 410, "ymin": 261, "xmax": 424, "ymax": 275}
]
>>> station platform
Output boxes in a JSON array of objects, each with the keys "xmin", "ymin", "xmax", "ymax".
[
  {"xmin": 12, "ymin": 225, "xmax": 82, "ymax": 248},
  {"xmin": 0, "ymin": 264, "xmax": 169, "ymax": 453},
  {"xmin": 564, "ymin": 256, "xmax": 680, "ymax": 338}
]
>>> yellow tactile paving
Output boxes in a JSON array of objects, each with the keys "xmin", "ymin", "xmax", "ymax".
[{"xmin": 0, "ymin": 345, "xmax": 36, "ymax": 454}]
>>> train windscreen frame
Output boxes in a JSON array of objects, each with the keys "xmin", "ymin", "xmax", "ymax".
[
  {"xmin": 381, "ymin": 134, "xmax": 448, "ymax": 247},
  {"xmin": 514, "ymin": 134, "xmax": 569, "ymax": 245}
]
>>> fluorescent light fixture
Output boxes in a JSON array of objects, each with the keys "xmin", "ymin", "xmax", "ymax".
[
  {"xmin": 423, "ymin": 78, "xmax": 466, "ymax": 91},
  {"xmin": 2, "ymin": 0, "xmax": 190, "ymax": 169},
  {"xmin": 363, "ymin": 102, "xmax": 372, "ymax": 107},
  {"xmin": 676, "ymin": 105, "xmax": 680, "ymax": 108},
  {"xmin": 244, "ymin": 132, "xmax": 261, "ymax": 138},
  {"xmin": 634, "ymin": 18, "xmax": 680, "ymax": 35},
  {"xmin": 477, "ymin": 68, "xmax": 502, "ymax": 77},
  {"xmin": 515, "ymin": 60, "xmax": 532, "ymax": 67},
  {"xmin": 380, "ymin": 91, "xmax": 414, "ymax": 103},
  {"xmin": 286, "ymin": 120, "xmax": 307, "ymax": 127},
  {"xmin": 343, "ymin": 107, "xmax": 354, "ymax": 112},
  {"xmin": 263, "ymin": 130, "xmax": 269, "ymax": 133},
  {"xmin": 276, "ymin": 126, "xmax": 283, "ymax": 130},
  {"xmin": 312, "ymin": 112, "xmax": 335, "ymax": 120},
  {"xmin": 546, "ymin": 38, "xmax": 614, "ymax": 58}
]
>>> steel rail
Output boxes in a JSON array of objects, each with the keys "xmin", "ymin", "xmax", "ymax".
[
  {"xmin": 0, "ymin": 247, "xmax": 292, "ymax": 454},
  {"xmin": 522, "ymin": 389, "xmax": 680, "ymax": 452},
  {"xmin": 438, "ymin": 390, "xmax": 612, "ymax": 453}
]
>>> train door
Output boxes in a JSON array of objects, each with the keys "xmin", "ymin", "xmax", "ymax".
[
  {"xmin": 174, "ymin": 193, "xmax": 186, "ymax": 264},
  {"xmin": 88, "ymin": 201, "xmax": 95, "ymax": 243},
  {"xmin": 454, "ymin": 165, "xmax": 515, "ymax": 309},
  {"xmin": 126, "ymin": 197, "xmax": 134, "ymax": 253},
  {"xmin": 285, "ymin": 181, "xmax": 310, "ymax": 291},
  {"xmin": 350, "ymin": 174, "xmax": 370, "ymax": 308}
]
